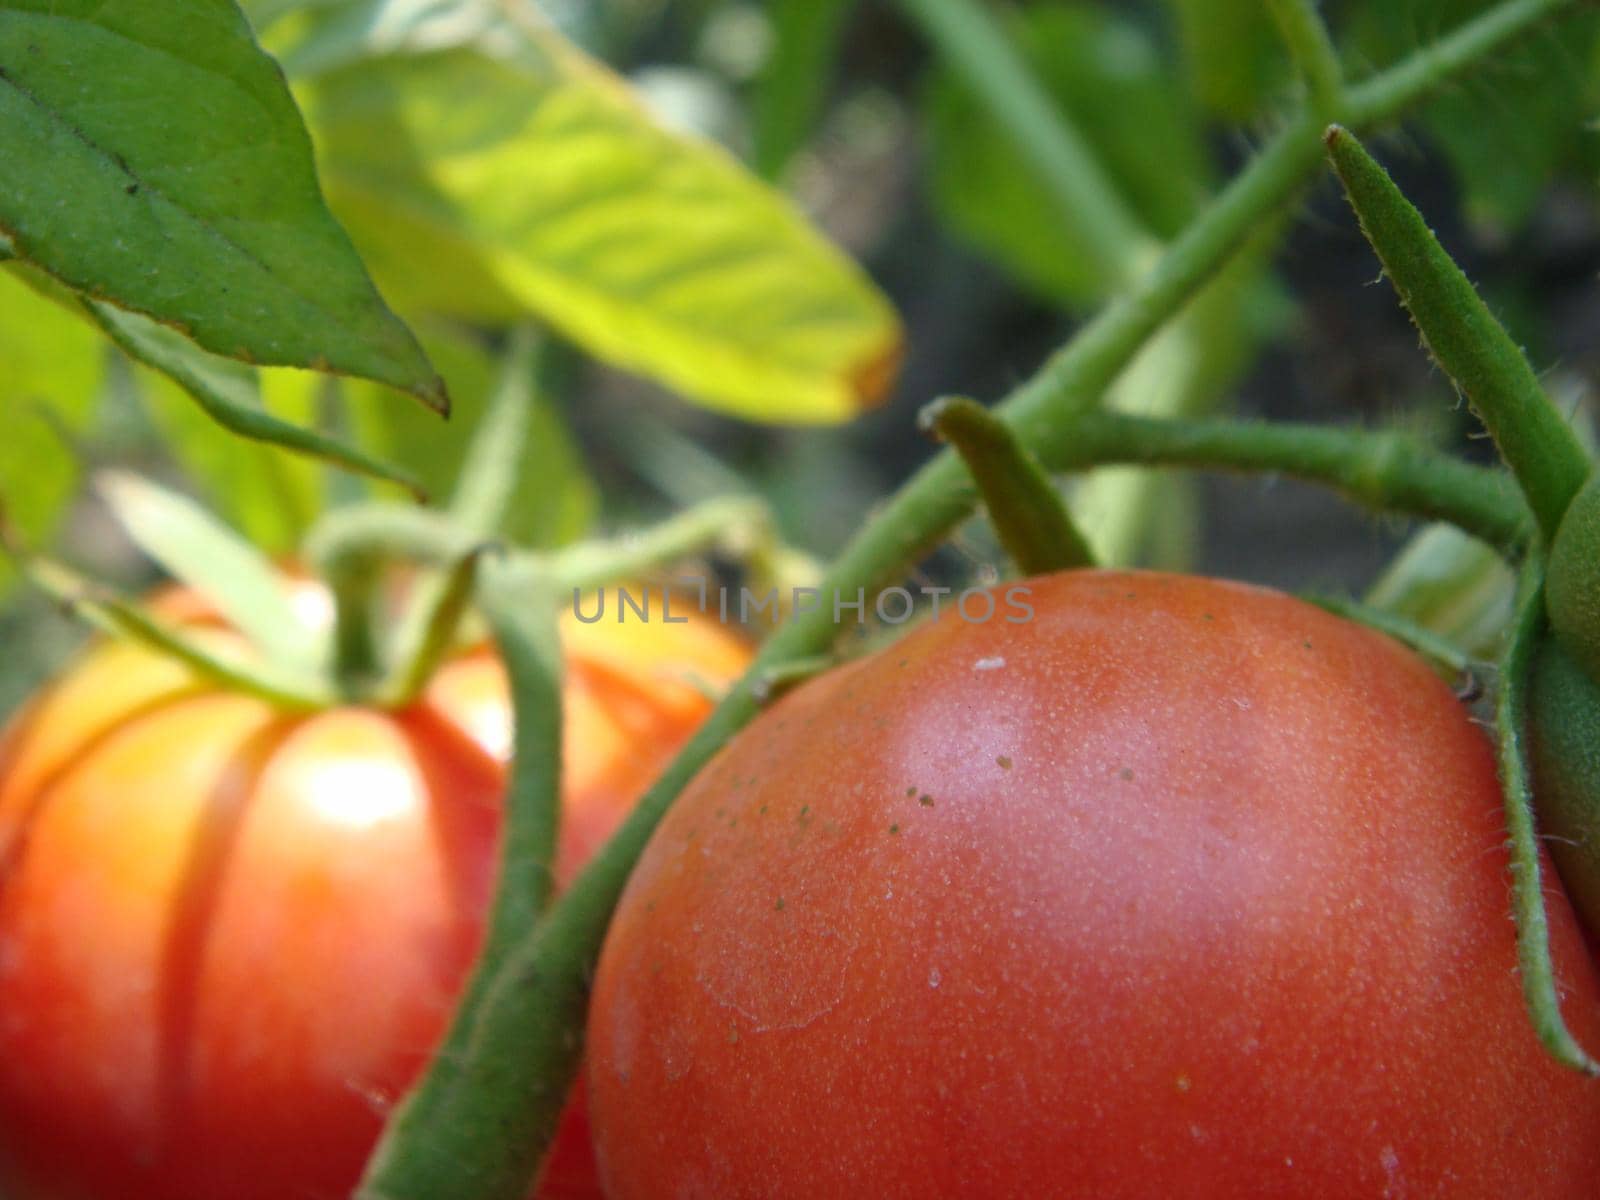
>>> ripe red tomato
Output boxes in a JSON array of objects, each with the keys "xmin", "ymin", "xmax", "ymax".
[
  {"xmin": 0, "ymin": 594, "xmax": 749, "ymax": 1200},
  {"xmin": 587, "ymin": 570, "xmax": 1600, "ymax": 1198}
]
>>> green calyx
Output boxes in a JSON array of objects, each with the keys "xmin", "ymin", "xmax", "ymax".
[
  {"xmin": 1527, "ymin": 636, "xmax": 1600, "ymax": 941},
  {"xmin": 1545, "ymin": 472, "xmax": 1600, "ymax": 682}
]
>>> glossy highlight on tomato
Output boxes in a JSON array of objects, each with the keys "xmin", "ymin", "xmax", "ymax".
[
  {"xmin": 0, "ymin": 596, "xmax": 748, "ymax": 1200},
  {"xmin": 587, "ymin": 570, "xmax": 1600, "ymax": 1199}
]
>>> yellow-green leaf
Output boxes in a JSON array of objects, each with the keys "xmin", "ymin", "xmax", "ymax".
[{"xmin": 294, "ymin": 6, "xmax": 901, "ymax": 424}]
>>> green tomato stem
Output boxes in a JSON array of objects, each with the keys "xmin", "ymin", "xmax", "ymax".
[
  {"xmin": 357, "ymin": 0, "xmax": 1586, "ymax": 1188},
  {"xmin": 358, "ymin": 561, "xmax": 566, "ymax": 1199},
  {"xmin": 1325, "ymin": 125, "xmax": 1591, "ymax": 540},
  {"xmin": 326, "ymin": 552, "xmax": 385, "ymax": 701},
  {"xmin": 921, "ymin": 396, "xmax": 1096, "ymax": 574},
  {"xmin": 1036, "ymin": 411, "xmax": 1529, "ymax": 554},
  {"xmin": 1267, "ymin": 0, "xmax": 1345, "ymax": 118},
  {"xmin": 378, "ymin": 546, "xmax": 488, "ymax": 708},
  {"xmin": 1494, "ymin": 557, "xmax": 1600, "ymax": 1075},
  {"xmin": 549, "ymin": 495, "xmax": 774, "ymax": 591}
]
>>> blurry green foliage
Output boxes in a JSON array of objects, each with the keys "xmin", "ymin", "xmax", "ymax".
[
  {"xmin": 1350, "ymin": 1, "xmax": 1600, "ymax": 229},
  {"xmin": 1166, "ymin": 0, "xmax": 1291, "ymax": 120},
  {"xmin": 0, "ymin": 271, "xmax": 103, "ymax": 592},
  {"xmin": 926, "ymin": 2, "xmax": 1209, "ymax": 307}
]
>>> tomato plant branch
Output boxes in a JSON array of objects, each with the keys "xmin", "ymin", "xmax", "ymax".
[
  {"xmin": 1495, "ymin": 559, "xmax": 1600, "ymax": 1074},
  {"xmin": 1033, "ymin": 411, "xmax": 1530, "ymax": 554},
  {"xmin": 1326, "ymin": 126, "xmax": 1590, "ymax": 540},
  {"xmin": 359, "ymin": 561, "xmax": 566, "ymax": 1200},
  {"xmin": 359, "ymin": 0, "xmax": 1586, "ymax": 1187},
  {"xmin": 549, "ymin": 495, "xmax": 774, "ymax": 591},
  {"xmin": 326, "ymin": 550, "xmax": 385, "ymax": 701},
  {"xmin": 921, "ymin": 397, "xmax": 1095, "ymax": 574},
  {"xmin": 892, "ymin": 0, "xmax": 1156, "ymax": 290},
  {"xmin": 1268, "ymin": 0, "xmax": 1345, "ymax": 118},
  {"xmin": 379, "ymin": 547, "xmax": 488, "ymax": 708}
]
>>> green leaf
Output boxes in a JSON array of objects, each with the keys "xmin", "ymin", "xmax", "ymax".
[
  {"xmin": 1349, "ymin": 2, "xmax": 1600, "ymax": 231},
  {"xmin": 95, "ymin": 470, "xmax": 319, "ymax": 667},
  {"xmin": 288, "ymin": 3, "xmax": 902, "ymax": 423},
  {"xmin": 0, "ymin": 268, "xmax": 102, "ymax": 592},
  {"xmin": 0, "ymin": 0, "xmax": 446, "ymax": 409},
  {"xmin": 925, "ymin": 3, "xmax": 1209, "ymax": 307}
]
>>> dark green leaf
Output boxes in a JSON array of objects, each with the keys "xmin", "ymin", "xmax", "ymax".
[{"xmin": 0, "ymin": 0, "xmax": 445, "ymax": 408}]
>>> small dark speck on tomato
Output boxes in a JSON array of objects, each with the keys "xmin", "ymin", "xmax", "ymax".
[
  {"xmin": 727, "ymin": 1025, "xmax": 739, "ymax": 1045},
  {"xmin": 997, "ymin": 756, "xmax": 1012, "ymax": 770},
  {"xmin": 905, "ymin": 786, "xmax": 917, "ymax": 797},
  {"xmin": 1119, "ymin": 768, "xmax": 1134, "ymax": 782},
  {"xmin": 889, "ymin": 823, "xmax": 900, "ymax": 835},
  {"xmin": 775, "ymin": 897, "xmax": 786, "ymax": 911},
  {"xmin": 918, "ymin": 794, "xmax": 935, "ymax": 807},
  {"xmin": 1302, "ymin": 640, "xmax": 1313, "ymax": 650},
  {"xmin": 1202, "ymin": 613, "xmax": 1214, "ymax": 621}
]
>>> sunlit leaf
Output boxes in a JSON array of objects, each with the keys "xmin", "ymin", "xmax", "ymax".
[
  {"xmin": 0, "ymin": 269, "xmax": 101, "ymax": 591},
  {"xmin": 926, "ymin": 3, "xmax": 1209, "ymax": 308},
  {"xmin": 282, "ymin": 1, "xmax": 901, "ymax": 423},
  {"xmin": 0, "ymin": 0, "xmax": 446, "ymax": 408}
]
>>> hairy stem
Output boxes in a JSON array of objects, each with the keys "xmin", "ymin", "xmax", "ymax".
[{"xmin": 1035, "ymin": 412, "xmax": 1529, "ymax": 554}]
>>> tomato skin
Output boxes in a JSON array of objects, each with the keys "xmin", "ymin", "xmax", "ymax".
[
  {"xmin": 587, "ymin": 570, "xmax": 1600, "ymax": 1199},
  {"xmin": 0, "ymin": 603, "xmax": 747, "ymax": 1200}
]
